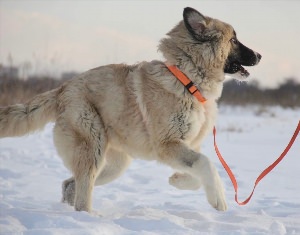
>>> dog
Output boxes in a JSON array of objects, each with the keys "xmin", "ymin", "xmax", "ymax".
[{"xmin": 0, "ymin": 7, "xmax": 261, "ymax": 212}]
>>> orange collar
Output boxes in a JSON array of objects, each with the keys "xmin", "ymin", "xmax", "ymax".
[{"xmin": 166, "ymin": 64, "xmax": 207, "ymax": 103}]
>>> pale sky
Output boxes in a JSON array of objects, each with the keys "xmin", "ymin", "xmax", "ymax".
[{"xmin": 0, "ymin": 0, "xmax": 299, "ymax": 88}]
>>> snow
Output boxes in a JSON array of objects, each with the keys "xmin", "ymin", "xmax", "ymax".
[{"xmin": 0, "ymin": 105, "xmax": 299, "ymax": 235}]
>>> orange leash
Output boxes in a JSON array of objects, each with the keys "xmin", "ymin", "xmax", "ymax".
[{"xmin": 213, "ymin": 121, "xmax": 300, "ymax": 205}]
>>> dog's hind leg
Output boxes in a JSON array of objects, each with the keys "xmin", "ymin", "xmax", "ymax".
[
  {"xmin": 158, "ymin": 141, "xmax": 227, "ymax": 211},
  {"xmin": 95, "ymin": 148, "xmax": 132, "ymax": 186},
  {"xmin": 54, "ymin": 104, "xmax": 107, "ymax": 212},
  {"xmin": 72, "ymin": 109, "xmax": 108, "ymax": 212},
  {"xmin": 62, "ymin": 177, "xmax": 75, "ymax": 206},
  {"xmin": 61, "ymin": 148, "xmax": 131, "ymax": 205}
]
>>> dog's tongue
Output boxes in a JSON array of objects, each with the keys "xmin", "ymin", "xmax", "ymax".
[{"xmin": 238, "ymin": 64, "xmax": 250, "ymax": 77}]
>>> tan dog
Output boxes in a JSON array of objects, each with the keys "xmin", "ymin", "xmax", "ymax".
[{"xmin": 0, "ymin": 7, "xmax": 261, "ymax": 212}]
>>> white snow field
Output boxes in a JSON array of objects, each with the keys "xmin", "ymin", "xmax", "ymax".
[{"xmin": 0, "ymin": 105, "xmax": 299, "ymax": 235}]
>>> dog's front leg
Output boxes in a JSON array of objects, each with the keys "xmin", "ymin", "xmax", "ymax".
[
  {"xmin": 169, "ymin": 172, "xmax": 202, "ymax": 190},
  {"xmin": 158, "ymin": 141, "xmax": 227, "ymax": 211}
]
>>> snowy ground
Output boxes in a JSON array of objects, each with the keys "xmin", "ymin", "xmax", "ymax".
[{"xmin": 0, "ymin": 105, "xmax": 299, "ymax": 235}]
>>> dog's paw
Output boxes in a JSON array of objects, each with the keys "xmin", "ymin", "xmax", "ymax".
[
  {"xmin": 204, "ymin": 171, "xmax": 228, "ymax": 211},
  {"xmin": 169, "ymin": 172, "xmax": 202, "ymax": 191},
  {"xmin": 62, "ymin": 178, "xmax": 75, "ymax": 206}
]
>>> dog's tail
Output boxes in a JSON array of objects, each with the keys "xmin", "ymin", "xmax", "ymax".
[{"xmin": 0, "ymin": 88, "xmax": 59, "ymax": 138}]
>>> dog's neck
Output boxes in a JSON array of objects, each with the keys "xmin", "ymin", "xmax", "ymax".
[
  {"xmin": 158, "ymin": 24, "xmax": 225, "ymax": 101},
  {"xmin": 159, "ymin": 40, "xmax": 224, "ymax": 100}
]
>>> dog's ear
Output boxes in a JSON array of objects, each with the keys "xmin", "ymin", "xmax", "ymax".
[{"xmin": 183, "ymin": 7, "xmax": 207, "ymax": 36}]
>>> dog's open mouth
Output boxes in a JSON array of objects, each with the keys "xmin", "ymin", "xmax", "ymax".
[{"xmin": 224, "ymin": 61, "xmax": 250, "ymax": 78}]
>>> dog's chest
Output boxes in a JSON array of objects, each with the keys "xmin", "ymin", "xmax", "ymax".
[
  {"xmin": 180, "ymin": 100, "xmax": 217, "ymax": 147},
  {"xmin": 172, "ymin": 102, "xmax": 206, "ymax": 143}
]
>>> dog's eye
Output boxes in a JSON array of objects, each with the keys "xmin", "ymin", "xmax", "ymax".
[{"xmin": 230, "ymin": 38, "xmax": 238, "ymax": 45}]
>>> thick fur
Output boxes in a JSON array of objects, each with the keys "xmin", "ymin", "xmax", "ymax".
[
  {"xmin": 0, "ymin": 88, "xmax": 58, "ymax": 137},
  {"xmin": 0, "ymin": 7, "xmax": 261, "ymax": 212}
]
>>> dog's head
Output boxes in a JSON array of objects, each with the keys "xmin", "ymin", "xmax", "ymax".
[{"xmin": 159, "ymin": 7, "xmax": 261, "ymax": 80}]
